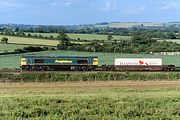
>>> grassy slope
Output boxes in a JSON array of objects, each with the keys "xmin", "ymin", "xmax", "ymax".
[
  {"xmin": 0, "ymin": 82, "xmax": 180, "ymax": 119},
  {"xmin": 0, "ymin": 50, "xmax": 179, "ymax": 69}
]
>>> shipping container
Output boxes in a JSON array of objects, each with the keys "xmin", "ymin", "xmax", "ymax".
[{"xmin": 115, "ymin": 58, "xmax": 162, "ymax": 66}]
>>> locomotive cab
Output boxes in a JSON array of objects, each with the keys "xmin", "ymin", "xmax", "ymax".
[
  {"xmin": 93, "ymin": 58, "xmax": 98, "ymax": 66},
  {"xmin": 21, "ymin": 57, "xmax": 27, "ymax": 66}
]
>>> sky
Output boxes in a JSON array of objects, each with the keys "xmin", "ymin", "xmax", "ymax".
[{"xmin": 0, "ymin": 0, "xmax": 180, "ymax": 25}]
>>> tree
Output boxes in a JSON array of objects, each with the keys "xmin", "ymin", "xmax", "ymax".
[
  {"xmin": 166, "ymin": 32, "xmax": 176, "ymax": 39},
  {"xmin": 16, "ymin": 29, "xmax": 25, "ymax": 36},
  {"xmin": 57, "ymin": 32, "xmax": 71, "ymax": 50},
  {"xmin": 1, "ymin": 37, "xmax": 8, "ymax": 43},
  {"xmin": 107, "ymin": 34, "xmax": 113, "ymax": 41},
  {"xmin": 3, "ymin": 28, "xmax": 13, "ymax": 35},
  {"xmin": 57, "ymin": 31, "xmax": 70, "ymax": 45},
  {"xmin": 131, "ymin": 31, "xmax": 156, "ymax": 46}
]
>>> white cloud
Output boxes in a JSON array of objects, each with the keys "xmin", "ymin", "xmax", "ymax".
[
  {"xmin": 102, "ymin": 0, "xmax": 117, "ymax": 12},
  {"xmin": 156, "ymin": 1, "xmax": 179, "ymax": 10},
  {"xmin": 50, "ymin": 0, "xmax": 74, "ymax": 7},
  {"xmin": 124, "ymin": 5, "xmax": 146, "ymax": 15},
  {"xmin": 0, "ymin": 1, "xmax": 20, "ymax": 8}
]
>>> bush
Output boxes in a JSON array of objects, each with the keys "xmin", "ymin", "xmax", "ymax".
[
  {"xmin": 0, "ymin": 72, "xmax": 179, "ymax": 83},
  {"xmin": 23, "ymin": 46, "xmax": 43, "ymax": 52}
]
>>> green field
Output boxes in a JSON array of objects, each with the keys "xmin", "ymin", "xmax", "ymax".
[
  {"xmin": 0, "ymin": 50, "xmax": 179, "ymax": 69},
  {"xmin": 26, "ymin": 33, "xmax": 131, "ymax": 41},
  {"xmin": 0, "ymin": 81, "xmax": 180, "ymax": 119},
  {"xmin": 0, "ymin": 44, "xmax": 28, "ymax": 53},
  {"xmin": 158, "ymin": 39, "xmax": 180, "ymax": 43},
  {"xmin": 0, "ymin": 35, "xmax": 58, "ymax": 46},
  {"xmin": 96, "ymin": 22, "xmax": 163, "ymax": 28},
  {"xmin": 26, "ymin": 33, "xmax": 180, "ymax": 44}
]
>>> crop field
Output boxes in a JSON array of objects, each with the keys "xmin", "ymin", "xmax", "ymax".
[
  {"xmin": 0, "ymin": 81, "xmax": 179, "ymax": 119},
  {"xmin": 0, "ymin": 35, "xmax": 58, "ymax": 46},
  {"xmin": 26, "ymin": 33, "xmax": 131, "ymax": 41},
  {"xmin": 96, "ymin": 22, "xmax": 163, "ymax": 28},
  {"xmin": 158, "ymin": 39, "xmax": 180, "ymax": 43},
  {"xmin": 0, "ymin": 50, "xmax": 179, "ymax": 69}
]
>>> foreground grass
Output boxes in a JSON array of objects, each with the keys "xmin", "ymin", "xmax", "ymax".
[
  {"xmin": 0, "ymin": 81, "xmax": 179, "ymax": 119},
  {"xmin": 0, "ymin": 50, "xmax": 180, "ymax": 69}
]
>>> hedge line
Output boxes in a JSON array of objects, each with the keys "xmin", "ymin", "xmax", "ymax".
[{"xmin": 0, "ymin": 72, "xmax": 179, "ymax": 83}]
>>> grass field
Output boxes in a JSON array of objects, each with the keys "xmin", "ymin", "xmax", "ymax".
[
  {"xmin": 0, "ymin": 35, "xmax": 58, "ymax": 46},
  {"xmin": 26, "ymin": 33, "xmax": 180, "ymax": 44},
  {"xmin": 0, "ymin": 81, "xmax": 179, "ymax": 119},
  {"xmin": 26, "ymin": 33, "xmax": 131, "ymax": 41},
  {"xmin": 0, "ymin": 50, "xmax": 179, "ymax": 69},
  {"xmin": 96, "ymin": 22, "xmax": 163, "ymax": 28},
  {"xmin": 0, "ymin": 44, "xmax": 28, "ymax": 53},
  {"xmin": 158, "ymin": 39, "xmax": 180, "ymax": 43}
]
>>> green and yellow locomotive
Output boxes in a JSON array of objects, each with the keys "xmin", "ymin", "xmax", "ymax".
[{"xmin": 21, "ymin": 56, "xmax": 98, "ymax": 71}]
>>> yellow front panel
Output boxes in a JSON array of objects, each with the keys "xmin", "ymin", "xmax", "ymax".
[
  {"xmin": 21, "ymin": 58, "xmax": 27, "ymax": 66},
  {"xmin": 93, "ymin": 58, "xmax": 98, "ymax": 65}
]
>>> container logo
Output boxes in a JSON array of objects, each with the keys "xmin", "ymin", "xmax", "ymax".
[{"xmin": 139, "ymin": 60, "xmax": 149, "ymax": 65}]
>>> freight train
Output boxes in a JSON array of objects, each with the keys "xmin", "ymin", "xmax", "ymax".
[
  {"xmin": 21, "ymin": 56, "xmax": 98, "ymax": 71},
  {"xmin": 20, "ymin": 56, "xmax": 179, "ymax": 71}
]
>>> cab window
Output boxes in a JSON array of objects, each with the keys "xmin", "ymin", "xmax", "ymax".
[
  {"xmin": 77, "ymin": 60, "xmax": 88, "ymax": 64},
  {"xmin": 34, "ymin": 59, "xmax": 44, "ymax": 63}
]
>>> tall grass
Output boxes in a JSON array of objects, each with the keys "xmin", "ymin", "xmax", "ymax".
[{"xmin": 0, "ymin": 95, "xmax": 179, "ymax": 119}]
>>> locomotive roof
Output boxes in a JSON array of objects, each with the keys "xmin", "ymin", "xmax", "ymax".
[{"xmin": 22, "ymin": 56, "xmax": 98, "ymax": 58}]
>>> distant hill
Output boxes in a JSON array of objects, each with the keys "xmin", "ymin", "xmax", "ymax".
[
  {"xmin": 95, "ymin": 22, "xmax": 163, "ymax": 28},
  {"xmin": 1, "ymin": 22, "xmax": 180, "ymax": 30}
]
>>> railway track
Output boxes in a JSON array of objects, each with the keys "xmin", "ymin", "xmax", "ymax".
[{"xmin": 0, "ymin": 70, "xmax": 21, "ymax": 74}]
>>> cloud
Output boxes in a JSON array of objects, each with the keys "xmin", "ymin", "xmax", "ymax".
[
  {"xmin": 156, "ymin": 1, "xmax": 179, "ymax": 10},
  {"xmin": 50, "ymin": 0, "xmax": 74, "ymax": 7},
  {"xmin": 0, "ymin": 1, "xmax": 20, "ymax": 8},
  {"xmin": 124, "ymin": 5, "xmax": 146, "ymax": 15},
  {"xmin": 102, "ymin": 0, "xmax": 117, "ymax": 12}
]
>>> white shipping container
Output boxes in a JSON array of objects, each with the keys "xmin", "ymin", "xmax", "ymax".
[{"xmin": 115, "ymin": 58, "xmax": 162, "ymax": 66}]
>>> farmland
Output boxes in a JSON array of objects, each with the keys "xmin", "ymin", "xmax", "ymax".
[
  {"xmin": 0, "ymin": 50, "xmax": 180, "ymax": 69},
  {"xmin": 157, "ymin": 39, "xmax": 180, "ymax": 43},
  {"xmin": 0, "ymin": 35, "xmax": 58, "ymax": 47},
  {"xmin": 26, "ymin": 33, "xmax": 131, "ymax": 41},
  {"xmin": 0, "ymin": 81, "xmax": 179, "ymax": 119},
  {"xmin": 95, "ymin": 22, "xmax": 163, "ymax": 28},
  {"xmin": 0, "ymin": 44, "xmax": 27, "ymax": 53}
]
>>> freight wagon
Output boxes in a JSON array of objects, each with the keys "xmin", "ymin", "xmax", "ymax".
[
  {"xmin": 114, "ymin": 58, "xmax": 163, "ymax": 71},
  {"xmin": 102, "ymin": 58, "xmax": 176, "ymax": 71},
  {"xmin": 21, "ymin": 56, "xmax": 98, "ymax": 71}
]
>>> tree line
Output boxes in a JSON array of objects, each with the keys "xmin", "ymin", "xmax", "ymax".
[
  {"xmin": 57, "ymin": 32, "xmax": 180, "ymax": 53},
  {"xmin": 1, "ymin": 25, "xmax": 180, "ymax": 39}
]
